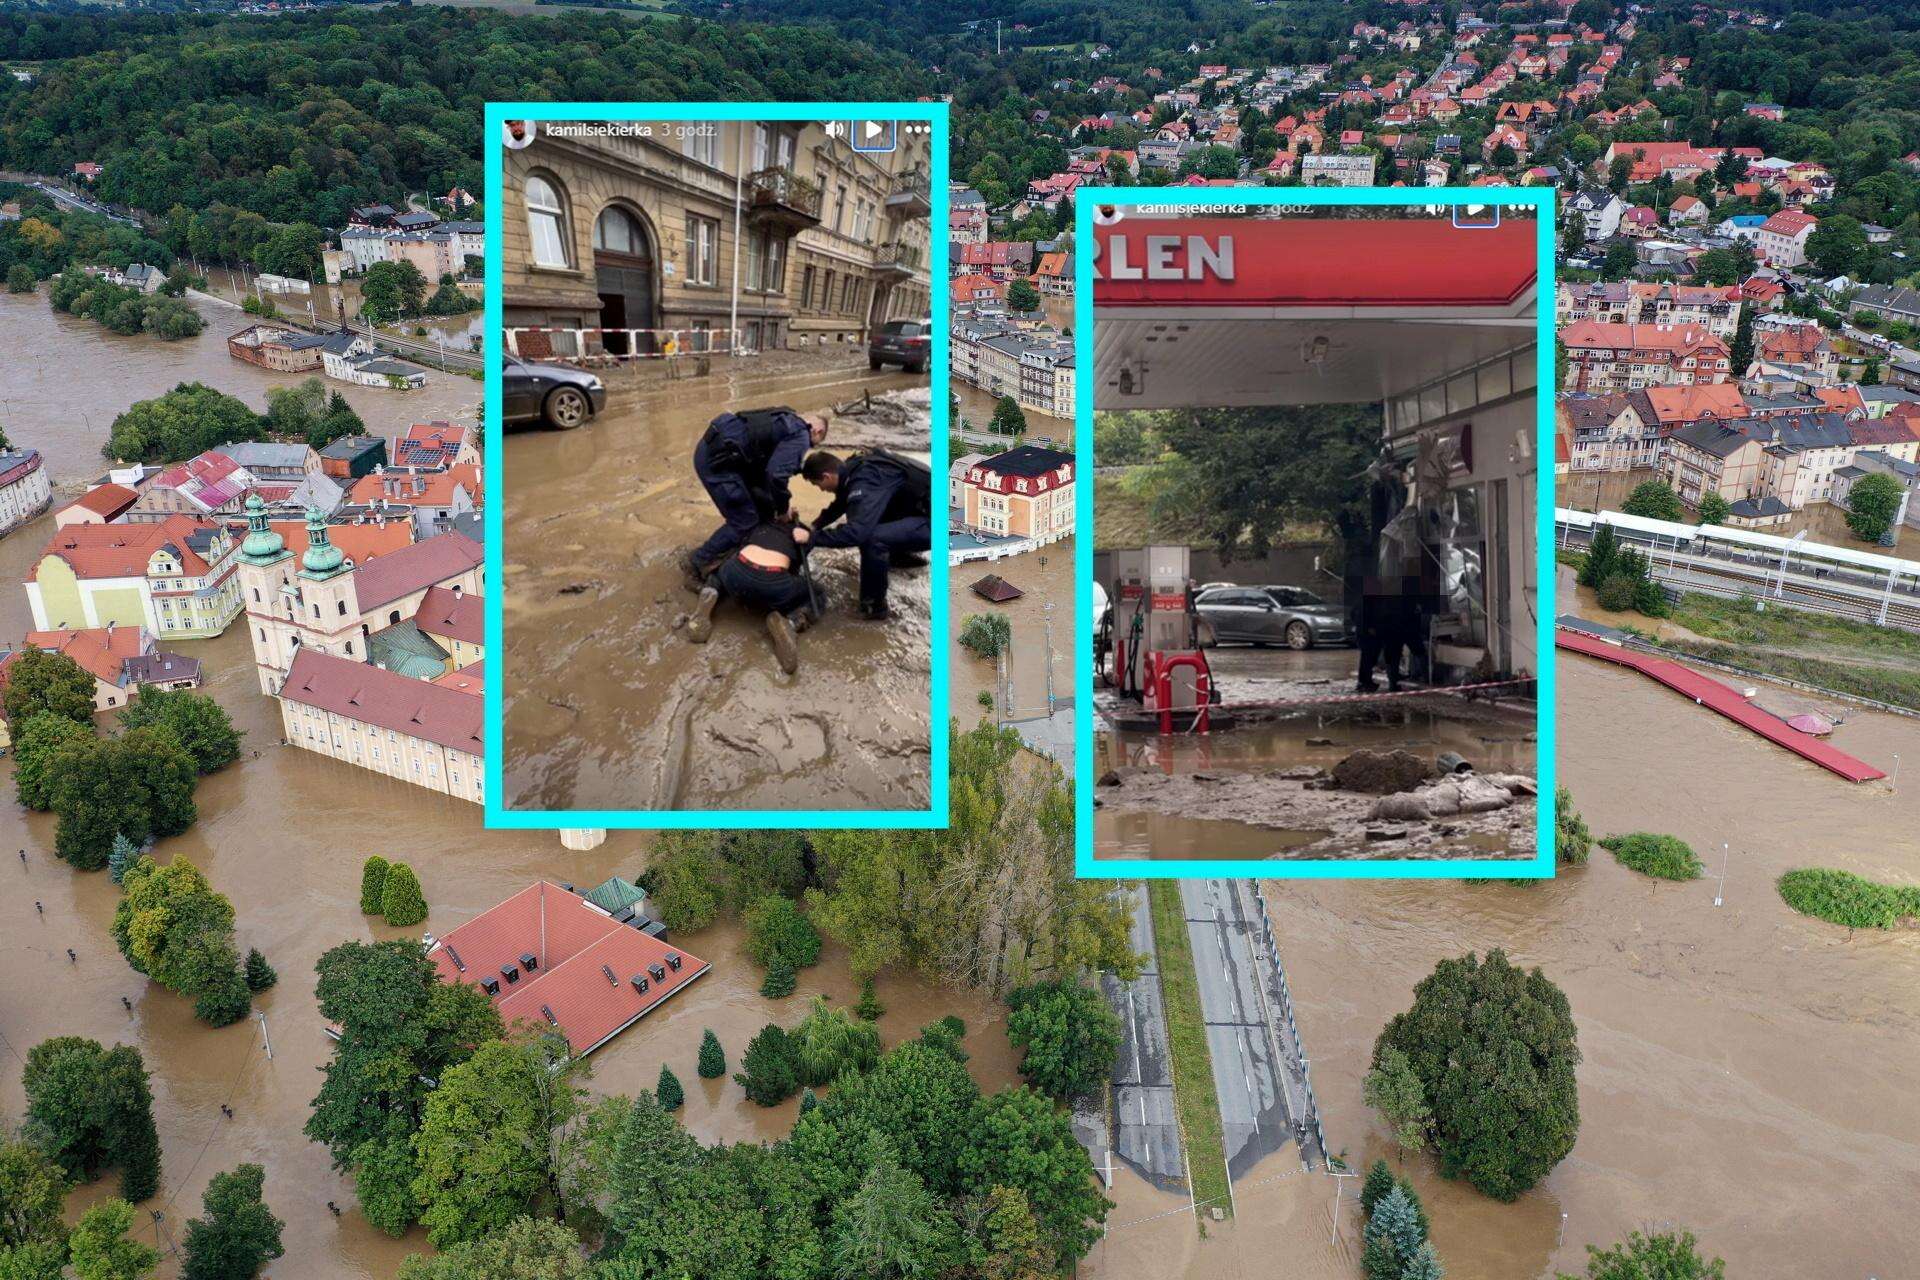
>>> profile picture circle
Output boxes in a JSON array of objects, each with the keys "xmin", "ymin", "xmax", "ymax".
[
  {"xmin": 1093, "ymin": 205, "xmax": 1124, "ymax": 225},
  {"xmin": 503, "ymin": 120, "xmax": 536, "ymax": 150}
]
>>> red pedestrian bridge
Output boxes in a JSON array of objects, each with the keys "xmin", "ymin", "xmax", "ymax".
[{"xmin": 1556, "ymin": 625, "xmax": 1886, "ymax": 783}]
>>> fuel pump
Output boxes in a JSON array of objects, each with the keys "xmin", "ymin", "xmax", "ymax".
[{"xmin": 1104, "ymin": 545, "xmax": 1216, "ymax": 733}]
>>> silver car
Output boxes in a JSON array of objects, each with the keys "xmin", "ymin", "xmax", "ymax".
[{"xmin": 1193, "ymin": 585, "xmax": 1350, "ymax": 649}]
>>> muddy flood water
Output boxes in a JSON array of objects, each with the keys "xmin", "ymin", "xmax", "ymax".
[
  {"xmin": 949, "ymin": 538, "xmax": 1077, "ymax": 725},
  {"xmin": 0, "ymin": 617, "xmax": 1015, "ymax": 1280},
  {"xmin": 0, "ymin": 289, "xmax": 478, "ymax": 492},
  {"xmin": 499, "ymin": 353, "xmax": 932, "ymax": 813},
  {"xmin": 1091, "ymin": 647, "xmax": 1538, "ymax": 860}
]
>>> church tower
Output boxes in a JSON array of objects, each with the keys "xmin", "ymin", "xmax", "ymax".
[
  {"xmin": 237, "ymin": 494, "xmax": 295, "ymax": 695},
  {"xmin": 236, "ymin": 497, "xmax": 367, "ymax": 692}
]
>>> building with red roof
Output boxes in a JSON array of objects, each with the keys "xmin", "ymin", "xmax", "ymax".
[
  {"xmin": 428, "ymin": 882, "xmax": 709, "ymax": 1056},
  {"xmin": 54, "ymin": 482, "xmax": 137, "ymax": 529},
  {"xmin": 1560, "ymin": 321, "xmax": 1732, "ymax": 392},
  {"xmin": 0, "ymin": 624, "xmax": 200, "ymax": 730},
  {"xmin": 1756, "ymin": 210, "xmax": 1818, "ymax": 269},
  {"xmin": 276, "ymin": 647, "xmax": 484, "ymax": 801},
  {"xmin": 394, "ymin": 422, "xmax": 477, "ymax": 469},
  {"xmin": 25, "ymin": 515, "xmax": 242, "ymax": 639}
]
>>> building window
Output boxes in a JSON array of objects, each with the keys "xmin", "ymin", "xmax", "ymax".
[
  {"xmin": 337, "ymin": 600, "xmax": 347, "ymax": 615},
  {"xmin": 525, "ymin": 174, "xmax": 571, "ymax": 269},
  {"xmin": 686, "ymin": 215, "xmax": 718, "ymax": 286},
  {"xmin": 684, "ymin": 127, "xmax": 719, "ymax": 167},
  {"xmin": 801, "ymin": 265, "xmax": 815, "ymax": 310}
]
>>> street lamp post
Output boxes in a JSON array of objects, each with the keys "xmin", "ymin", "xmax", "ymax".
[{"xmin": 1714, "ymin": 841, "xmax": 1729, "ymax": 908}]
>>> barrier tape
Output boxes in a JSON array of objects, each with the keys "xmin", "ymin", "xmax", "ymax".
[
  {"xmin": 1096, "ymin": 676, "xmax": 1536, "ymax": 731},
  {"xmin": 505, "ymin": 326, "xmax": 753, "ymax": 359}
]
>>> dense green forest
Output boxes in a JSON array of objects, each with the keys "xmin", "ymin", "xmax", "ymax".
[{"xmin": 0, "ymin": 4, "xmax": 927, "ymax": 230}]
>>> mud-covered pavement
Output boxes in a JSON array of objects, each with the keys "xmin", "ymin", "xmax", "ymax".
[
  {"xmin": 1092, "ymin": 646, "xmax": 1538, "ymax": 859},
  {"xmin": 500, "ymin": 353, "xmax": 932, "ymax": 812}
]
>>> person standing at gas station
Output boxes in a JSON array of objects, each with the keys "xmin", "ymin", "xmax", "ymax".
[{"xmin": 681, "ymin": 407, "xmax": 831, "ymax": 587}]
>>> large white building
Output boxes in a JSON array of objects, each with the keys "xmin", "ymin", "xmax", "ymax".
[{"xmin": 0, "ymin": 449, "xmax": 52, "ymax": 536}]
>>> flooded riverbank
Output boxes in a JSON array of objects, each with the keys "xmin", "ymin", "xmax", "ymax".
[
  {"xmin": 1257, "ymin": 654, "xmax": 1920, "ymax": 1277},
  {"xmin": 0, "ymin": 289, "xmax": 477, "ymax": 492},
  {"xmin": 0, "ymin": 622, "xmax": 1015, "ymax": 1280},
  {"xmin": 950, "ymin": 538, "xmax": 1076, "ymax": 725},
  {"xmin": 499, "ymin": 354, "xmax": 932, "ymax": 813}
]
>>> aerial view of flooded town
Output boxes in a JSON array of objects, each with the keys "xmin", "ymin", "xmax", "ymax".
[{"xmin": 2, "ymin": 1, "xmax": 1919, "ymax": 1279}]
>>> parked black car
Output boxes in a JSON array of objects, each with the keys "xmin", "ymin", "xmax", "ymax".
[
  {"xmin": 868, "ymin": 319, "xmax": 931, "ymax": 373},
  {"xmin": 1193, "ymin": 585, "xmax": 1351, "ymax": 649},
  {"xmin": 503, "ymin": 353, "xmax": 606, "ymax": 430}
]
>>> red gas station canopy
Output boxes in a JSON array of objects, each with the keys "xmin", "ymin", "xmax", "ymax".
[{"xmin": 1092, "ymin": 217, "xmax": 1537, "ymax": 311}]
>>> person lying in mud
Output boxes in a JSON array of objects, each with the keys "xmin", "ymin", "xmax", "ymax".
[
  {"xmin": 800, "ymin": 447, "xmax": 931, "ymax": 620},
  {"xmin": 686, "ymin": 519, "xmax": 817, "ymax": 674},
  {"xmin": 680, "ymin": 406, "xmax": 831, "ymax": 587}
]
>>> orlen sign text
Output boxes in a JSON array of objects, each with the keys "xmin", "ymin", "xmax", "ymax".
[{"xmin": 1092, "ymin": 234, "xmax": 1236, "ymax": 282}]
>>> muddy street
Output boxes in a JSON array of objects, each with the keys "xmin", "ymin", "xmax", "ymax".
[
  {"xmin": 1091, "ymin": 644, "xmax": 1537, "ymax": 859},
  {"xmin": 0, "ymin": 290, "xmax": 478, "ymax": 492},
  {"xmin": 499, "ymin": 352, "xmax": 932, "ymax": 813}
]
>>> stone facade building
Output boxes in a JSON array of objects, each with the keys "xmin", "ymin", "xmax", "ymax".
[{"xmin": 502, "ymin": 119, "xmax": 932, "ymax": 357}]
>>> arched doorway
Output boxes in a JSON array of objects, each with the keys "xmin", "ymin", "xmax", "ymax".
[{"xmin": 593, "ymin": 205, "xmax": 657, "ymax": 356}]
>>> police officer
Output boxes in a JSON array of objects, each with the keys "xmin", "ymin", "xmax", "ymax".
[
  {"xmin": 680, "ymin": 407, "xmax": 830, "ymax": 587},
  {"xmin": 800, "ymin": 448, "xmax": 931, "ymax": 619}
]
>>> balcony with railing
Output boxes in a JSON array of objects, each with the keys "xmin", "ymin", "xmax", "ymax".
[
  {"xmin": 873, "ymin": 241, "xmax": 918, "ymax": 277},
  {"xmin": 747, "ymin": 168, "xmax": 822, "ymax": 231},
  {"xmin": 886, "ymin": 168, "xmax": 931, "ymax": 218}
]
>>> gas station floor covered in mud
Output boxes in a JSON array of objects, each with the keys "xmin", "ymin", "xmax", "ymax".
[
  {"xmin": 500, "ymin": 357, "xmax": 932, "ymax": 812},
  {"xmin": 1092, "ymin": 646, "xmax": 1538, "ymax": 860}
]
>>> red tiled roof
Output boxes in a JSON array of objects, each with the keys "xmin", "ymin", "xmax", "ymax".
[
  {"xmin": 66, "ymin": 483, "xmax": 137, "ymax": 519},
  {"xmin": 279, "ymin": 647, "xmax": 482, "ymax": 754},
  {"xmin": 31, "ymin": 515, "xmax": 218, "ymax": 582},
  {"xmin": 415, "ymin": 585, "xmax": 482, "ymax": 646},
  {"xmin": 22, "ymin": 625, "xmax": 146, "ymax": 679},
  {"xmin": 1639, "ymin": 383, "xmax": 1749, "ymax": 426},
  {"xmin": 351, "ymin": 530, "xmax": 482, "ymax": 610},
  {"xmin": 1760, "ymin": 210, "xmax": 1817, "ymax": 237},
  {"xmin": 267, "ymin": 517, "xmax": 414, "ymax": 565},
  {"xmin": 430, "ymin": 882, "xmax": 709, "ymax": 1055},
  {"xmin": 431, "ymin": 660, "xmax": 484, "ymax": 695}
]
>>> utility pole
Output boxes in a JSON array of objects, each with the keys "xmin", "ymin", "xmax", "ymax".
[
  {"xmin": 729, "ymin": 123, "xmax": 744, "ymax": 353},
  {"xmin": 1714, "ymin": 841, "xmax": 1729, "ymax": 908},
  {"xmin": 996, "ymin": 18, "xmax": 1002, "ymax": 57},
  {"xmin": 1043, "ymin": 601, "xmax": 1056, "ymax": 712}
]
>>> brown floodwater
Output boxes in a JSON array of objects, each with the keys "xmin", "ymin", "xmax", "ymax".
[
  {"xmin": 0, "ymin": 290, "xmax": 478, "ymax": 490},
  {"xmin": 498, "ymin": 354, "xmax": 934, "ymax": 813},
  {"xmin": 1255, "ymin": 655, "xmax": 1920, "ymax": 1278},
  {"xmin": 0, "ymin": 612, "xmax": 1015, "ymax": 1280},
  {"xmin": 952, "ymin": 378, "xmax": 1074, "ymax": 445},
  {"xmin": 949, "ymin": 538, "xmax": 1078, "ymax": 725},
  {"xmin": 203, "ymin": 268, "xmax": 484, "ymax": 353}
]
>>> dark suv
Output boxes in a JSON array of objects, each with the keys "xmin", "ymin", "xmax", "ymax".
[
  {"xmin": 502, "ymin": 353, "xmax": 606, "ymax": 430},
  {"xmin": 869, "ymin": 319, "xmax": 931, "ymax": 373}
]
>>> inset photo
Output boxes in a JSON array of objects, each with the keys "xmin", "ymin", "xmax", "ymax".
[
  {"xmin": 1078, "ymin": 194, "xmax": 1553, "ymax": 872},
  {"xmin": 484, "ymin": 106, "xmax": 948, "ymax": 824}
]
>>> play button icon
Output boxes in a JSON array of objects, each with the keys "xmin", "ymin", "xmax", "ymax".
[{"xmin": 851, "ymin": 119, "xmax": 896, "ymax": 153}]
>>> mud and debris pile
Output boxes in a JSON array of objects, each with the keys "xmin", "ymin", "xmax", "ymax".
[
  {"xmin": 1097, "ymin": 742, "xmax": 1538, "ymax": 860},
  {"xmin": 828, "ymin": 385, "xmax": 933, "ymax": 454}
]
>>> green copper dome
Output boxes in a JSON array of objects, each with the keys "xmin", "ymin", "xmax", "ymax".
[
  {"xmin": 240, "ymin": 493, "xmax": 287, "ymax": 563},
  {"xmin": 300, "ymin": 507, "xmax": 346, "ymax": 577}
]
